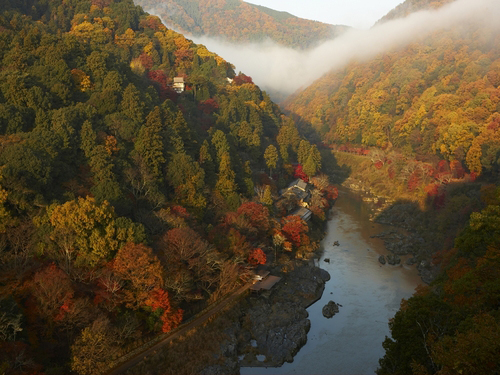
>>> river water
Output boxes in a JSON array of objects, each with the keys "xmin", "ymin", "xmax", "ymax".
[{"xmin": 241, "ymin": 188, "xmax": 421, "ymax": 375}]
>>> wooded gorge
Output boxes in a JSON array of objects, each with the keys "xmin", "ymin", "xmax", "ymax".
[{"xmin": 1, "ymin": 0, "xmax": 500, "ymax": 374}]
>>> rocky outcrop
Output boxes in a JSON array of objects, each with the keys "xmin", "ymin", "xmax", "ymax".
[
  {"xmin": 271, "ymin": 263, "xmax": 330, "ymax": 308},
  {"xmin": 242, "ymin": 301, "xmax": 310, "ymax": 365},
  {"xmin": 322, "ymin": 301, "xmax": 341, "ymax": 318},
  {"xmin": 238, "ymin": 263, "xmax": 330, "ymax": 367}
]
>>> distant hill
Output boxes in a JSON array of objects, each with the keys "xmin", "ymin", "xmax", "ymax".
[
  {"xmin": 376, "ymin": 0, "xmax": 455, "ymax": 24},
  {"xmin": 285, "ymin": 0, "xmax": 500, "ymax": 177},
  {"xmin": 134, "ymin": 0, "xmax": 349, "ymax": 49}
]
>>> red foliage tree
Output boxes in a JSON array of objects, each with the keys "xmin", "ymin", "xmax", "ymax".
[
  {"xmin": 139, "ymin": 53, "xmax": 153, "ymax": 71},
  {"xmin": 325, "ymin": 185, "xmax": 339, "ymax": 200},
  {"xmin": 198, "ymin": 98, "xmax": 219, "ymax": 114},
  {"xmin": 147, "ymin": 70, "xmax": 168, "ymax": 99},
  {"xmin": 282, "ymin": 215, "xmax": 309, "ymax": 248},
  {"xmin": 374, "ymin": 161, "xmax": 383, "ymax": 170},
  {"xmin": 145, "ymin": 288, "xmax": 183, "ymax": 333},
  {"xmin": 247, "ymin": 248, "xmax": 266, "ymax": 266},
  {"xmin": 233, "ymin": 73, "xmax": 253, "ymax": 85},
  {"xmin": 294, "ymin": 164, "xmax": 309, "ymax": 182},
  {"xmin": 423, "ymin": 164, "xmax": 435, "ymax": 177},
  {"xmin": 139, "ymin": 16, "xmax": 163, "ymax": 31},
  {"xmin": 31, "ymin": 263, "xmax": 74, "ymax": 322},
  {"xmin": 161, "ymin": 227, "xmax": 210, "ymax": 264},
  {"xmin": 237, "ymin": 202, "xmax": 270, "ymax": 233},
  {"xmin": 171, "ymin": 205, "xmax": 190, "ymax": 219}
]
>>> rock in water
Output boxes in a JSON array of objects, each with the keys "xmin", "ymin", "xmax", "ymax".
[
  {"xmin": 387, "ymin": 254, "xmax": 401, "ymax": 265},
  {"xmin": 378, "ymin": 255, "xmax": 386, "ymax": 265},
  {"xmin": 322, "ymin": 301, "xmax": 340, "ymax": 318}
]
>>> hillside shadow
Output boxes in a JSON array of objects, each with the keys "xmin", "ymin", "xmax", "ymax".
[
  {"xmin": 282, "ymin": 109, "xmax": 353, "ymax": 186},
  {"xmin": 320, "ymin": 148, "xmax": 352, "ymax": 186},
  {"xmin": 366, "ymin": 180, "xmax": 485, "ymax": 283}
]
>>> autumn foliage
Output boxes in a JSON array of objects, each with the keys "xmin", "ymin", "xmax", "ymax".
[
  {"xmin": 281, "ymin": 215, "xmax": 309, "ymax": 248},
  {"xmin": 145, "ymin": 288, "xmax": 183, "ymax": 333},
  {"xmin": 293, "ymin": 164, "xmax": 309, "ymax": 182},
  {"xmin": 247, "ymin": 248, "xmax": 266, "ymax": 266}
]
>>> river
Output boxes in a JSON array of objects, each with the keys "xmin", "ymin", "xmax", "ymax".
[{"xmin": 241, "ymin": 188, "xmax": 421, "ymax": 375}]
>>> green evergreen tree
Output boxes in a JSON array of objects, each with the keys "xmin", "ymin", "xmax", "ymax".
[
  {"xmin": 134, "ymin": 106, "xmax": 166, "ymax": 181},
  {"xmin": 121, "ymin": 83, "xmax": 144, "ymax": 125},
  {"xmin": 298, "ymin": 139, "xmax": 311, "ymax": 165},
  {"xmin": 264, "ymin": 144, "xmax": 279, "ymax": 177}
]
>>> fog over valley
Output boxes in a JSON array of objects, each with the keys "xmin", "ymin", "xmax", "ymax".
[{"xmin": 149, "ymin": 0, "xmax": 500, "ymax": 99}]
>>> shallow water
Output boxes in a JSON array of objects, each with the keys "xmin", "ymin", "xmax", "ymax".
[{"xmin": 241, "ymin": 188, "xmax": 421, "ymax": 375}]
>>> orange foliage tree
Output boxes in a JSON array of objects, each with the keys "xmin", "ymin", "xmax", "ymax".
[
  {"xmin": 112, "ymin": 243, "xmax": 163, "ymax": 309},
  {"xmin": 247, "ymin": 248, "xmax": 266, "ymax": 266}
]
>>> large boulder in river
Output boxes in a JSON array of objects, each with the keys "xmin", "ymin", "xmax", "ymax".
[
  {"xmin": 322, "ymin": 301, "xmax": 341, "ymax": 318},
  {"xmin": 387, "ymin": 254, "xmax": 401, "ymax": 265}
]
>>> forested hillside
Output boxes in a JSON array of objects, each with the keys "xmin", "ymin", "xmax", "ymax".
[
  {"xmin": 286, "ymin": 0, "xmax": 500, "ymax": 179},
  {"xmin": 0, "ymin": 0, "xmax": 334, "ymax": 373},
  {"xmin": 132, "ymin": 0, "xmax": 348, "ymax": 49},
  {"xmin": 377, "ymin": 184, "xmax": 500, "ymax": 374}
]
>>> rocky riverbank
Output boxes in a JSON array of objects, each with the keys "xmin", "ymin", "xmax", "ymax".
[
  {"xmin": 341, "ymin": 178, "xmax": 439, "ymax": 284},
  {"xmin": 200, "ymin": 261, "xmax": 331, "ymax": 374}
]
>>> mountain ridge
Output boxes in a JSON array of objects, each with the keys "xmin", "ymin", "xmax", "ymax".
[{"xmin": 134, "ymin": 0, "xmax": 349, "ymax": 49}]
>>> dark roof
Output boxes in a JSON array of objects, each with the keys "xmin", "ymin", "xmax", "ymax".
[
  {"xmin": 287, "ymin": 178, "xmax": 307, "ymax": 191},
  {"xmin": 291, "ymin": 207, "xmax": 312, "ymax": 221},
  {"xmin": 250, "ymin": 275, "xmax": 281, "ymax": 291}
]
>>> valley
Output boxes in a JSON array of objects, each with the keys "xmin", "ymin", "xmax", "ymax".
[{"xmin": 0, "ymin": 0, "xmax": 499, "ymax": 374}]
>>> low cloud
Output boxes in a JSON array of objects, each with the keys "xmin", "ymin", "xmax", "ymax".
[{"xmin": 151, "ymin": 0, "xmax": 500, "ymax": 98}]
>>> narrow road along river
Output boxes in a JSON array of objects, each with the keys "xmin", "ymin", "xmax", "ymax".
[{"xmin": 242, "ymin": 188, "xmax": 421, "ymax": 375}]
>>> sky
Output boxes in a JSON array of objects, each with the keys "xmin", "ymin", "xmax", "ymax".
[{"xmin": 246, "ymin": 0, "xmax": 405, "ymax": 29}]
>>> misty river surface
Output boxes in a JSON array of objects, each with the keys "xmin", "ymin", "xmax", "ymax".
[{"xmin": 241, "ymin": 188, "xmax": 421, "ymax": 375}]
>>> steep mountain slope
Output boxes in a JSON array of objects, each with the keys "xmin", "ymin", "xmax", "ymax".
[
  {"xmin": 285, "ymin": 0, "xmax": 500, "ymax": 177},
  {"xmin": 133, "ymin": 0, "xmax": 348, "ymax": 49},
  {"xmin": 0, "ymin": 0, "xmax": 333, "ymax": 373}
]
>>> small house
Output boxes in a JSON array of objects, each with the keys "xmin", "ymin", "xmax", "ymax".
[
  {"xmin": 281, "ymin": 178, "xmax": 310, "ymax": 202},
  {"xmin": 173, "ymin": 77, "xmax": 185, "ymax": 93},
  {"xmin": 250, "ymin": 269, "xmax": 281, "ymax": 292}
]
